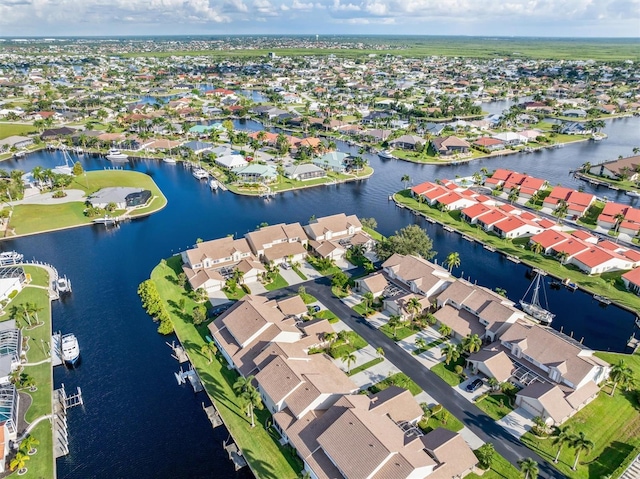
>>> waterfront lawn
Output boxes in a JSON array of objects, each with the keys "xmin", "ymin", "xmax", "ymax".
[
  {"xmin": 369, "ymin": 373, "xmax": 422, "ymax": 396},
  {"xmin": 19, "ymin": 420, "xmax": 53, "ymax": 479},
  {"xmin": 419, "ymin": 407, "xmax": 464, "ymax": 433},
  {"xmin": 520, "ymin": 383, "xmax": 640, "ymax": 479},
  {"xmin": 394, "ymin": 190, "xmax": 640, "ymax": 312},
  {"xmin": 152, "ymin": 257, "xmax": 302, "ymax": 479},
  {"xmin": 23, "ymin": 363, "xmax": 52, "ymax": 423},
  {"xmin": 347, "ymin": 357, "xmax": 384, "ymax": 377},
  {"xmin": 0, "ymin": 123, "xmax": 35, "ymax": 140},
  {"xmin": 467, "ymin": 451, "xmax": 520, "ymax": 479},
  {"xmin": 430, "ymin": 357, "xmax": 466, "ymax": 386},
  {"xmin": 474, "ymin": 394, "xmax": 514, "ymax": 421},
  {"xmin": 379, "ymin": 322, "xmax": 422, "ymax": 341},
  {"xmin": 263, "ymin": 273, "xmax": 288, "ymax": 291},
  {"xmin": 362, "ymin": 226, "xmax": 384, "ymax": 242},
  {"xmin": 23, "ymin": 266, "xmax": 50, "ymax": 288},
  {"xmin": 328, "ymin": 331, "xmax": 368, "ymax": 359}
]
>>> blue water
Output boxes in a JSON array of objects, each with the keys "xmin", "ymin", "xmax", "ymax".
[{"xmin": 2, "ymin": 114, "xmax": 639, "ymax": 478}]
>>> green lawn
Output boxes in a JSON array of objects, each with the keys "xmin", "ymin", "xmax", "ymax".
[
  {"xmin": 264, "ymin": 273, "xmax": 288, "ymax": 291},
  {"xmin": 223, "ymin": 286, "xmax": 246, "ymax": 301},
  {"xmin": 22, "ymin": 266, "xmax": 50, "ymax": 288},
  {"xmin": 394, "ymin": 190, "xmax": 640, "ymax": 312},
  {"xmin": 430, "ymin": 357, "xmax": 466, "ymax": 386},
  {"xmin": 306, "ymin": 256, "xmax": 342, "ymax": 276},
  {"xmin": 520, "ymin": 351, "xmax": 640, "ymax": 479},
  {"xmin": 412, "ymin": 338, "xmax": 445, "ymax": 355},
  {"xmin": 347, "ymin": 357, "xmax": 384, "ymax": 377},
  {"xmin": 313, "ymin": 309, "xmax": 339, "ymax": 323},
  {"xmin": 419, "ymin": 407, "xmax": 464, "ymax": 433},
  {"xmin": 379, "ymin": 322, "xmax": 422, "ymax": 341},
  {"xmin": 299, "ymin": 292, "xmax": 317, "ymax": 304},
  {"xmin": 7, "ymin": 171, "xmax": 167, "ymax": 236},
  {"xmin": 18, "ymin": 420, "xmax": 53, "ymax": 479},
  {"xmin": 291, "ymin": 266, "xmax": 307, "ymax": 281},
  {"xmin": 474, "ymin": 394, "xmax": 514, "ymax": 421},
  {"xmin": 369, "ymin": 373, "xmax": 422, "ymax": 396},
  {"xmin": 151, "ymin": 257, "xmax": 302, "ymax": 479},
  {"xmin": 328, "ymin": 331, "xmax": 368, "ymax": 359},
  {"xmin": 0, "ymin": 123, "xmax": 35, "ymax": 140},
  {"xmin": 467, "ymin": 451, "xmax": 520, "ymax": 479},
  {"xmin": 351, "ymin": 301, "xmax": 377, "ymax": 317},
  {"xmin": 362, "ymin": 226, "xmax": 384, "ymax": 242}
]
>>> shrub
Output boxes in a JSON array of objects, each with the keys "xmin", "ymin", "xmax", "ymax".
[
  {"xmin": 454, "ymin": 365, "xmax": 464, "ymax": 375},
  {"xmin": 8, "ymin": 290, "xmax": 18, "ymax": 299},
  {"xmin": 52, "ymin": 190, "xmax": 67, "ymax": 198}
]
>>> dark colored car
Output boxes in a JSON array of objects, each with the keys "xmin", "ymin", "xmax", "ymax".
[
  {"xmin": 466, "ymin": 378, "xmax": 483, "ymax": 392},
  {"xmin": 309, "ymin": 305, "xmax": 321, "ymax": 313}
]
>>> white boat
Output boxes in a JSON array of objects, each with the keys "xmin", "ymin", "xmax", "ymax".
[
  {"xmin": 106, "ymin": 148, "xmax": 128, "ymax": 162},
  {"xmin": 626, "ymin": 190, "xmax": 640, "ymax": 198},
  {"xmin": 56, "ymin": 275, "xmax": 71, "ymax": 294},
  {"xmin": 61, "ymin": 334, "xmax": 80, "ymax": 366},
  {"xmin": 73, "ymin": 146, "xmax": 84, "ymax": 155},
  {"xmin": 378, "ymin": 150, "xmax": 395, "ymax": 160},
  {"xmin": 520, "ymin": 269, "xmax": 555, "ymax": 324},
  {"xmin": 192, "ymin": 168, "xmax": 209, "ymax": 180},
  {"xmin": 0, "ymin": 251, "xmax": 23, "ymax": 266},
  {"xmin": 591, "ymin": 133, "xmax": 606, "ymax": 141},
  {"xmin": 13, "ymin": 150, "xmax": 26, "ymax": 159},
  {"xmin": 163, "ymin": 157, "xmax": 177, "ymax": 164},
  {"xmin": 209, "ymin": 179, "xmax": 219, "ymax": 190}
]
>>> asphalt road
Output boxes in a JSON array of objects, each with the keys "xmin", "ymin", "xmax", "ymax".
[{"xmin": 267, "ymin": 276, "xmax": 566, "ymax": 479}]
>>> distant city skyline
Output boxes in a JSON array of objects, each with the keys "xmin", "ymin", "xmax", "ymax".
[{"xmin": 0, "ymin": 0, "xmax": 638, "ymax": 38}]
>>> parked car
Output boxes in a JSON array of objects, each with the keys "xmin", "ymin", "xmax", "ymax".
[
  {"xmin": 466, "ymin": 378, "xmax": 483, "ymax": 392},
  {"xmin": 281, "ymin": 262, "xmax": 290, "ymax": 270},
  {"xmin": 309, "ymin": 305, "xmax": 321, "ymax": 314},
  {"xmin": 209, "ymin": 304, "xmax": 231, "ymax": 317}
]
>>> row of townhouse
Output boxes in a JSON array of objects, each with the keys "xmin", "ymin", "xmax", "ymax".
[
  {"xmin": 597, "ymin": 202, "xmax": 640, "ymax": 238},
  {"xmin": 208, "ymin": 294, "xmax": 479, "ymax": 479},
  {"xmin": 355, "ymin": 254, "xmax": 611, "ymax": 427},
  {"xmin": 181, "ymin": 214, "xmax": 374, "ymax": 293}
]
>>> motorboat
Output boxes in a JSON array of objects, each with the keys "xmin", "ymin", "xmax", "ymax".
[
  {"xmin": 192, "ymin": 168, "xmax": 209, "ymax": 180},
  {"xmin": 163, "ymin": 157, "xmax": 177, "ymax": 164},
  {"xmin": 563, "ymin": 277, "xmax": 578, "ymax": 291},
  {"xmin": 520, "ymin": 269, "xmax": 555, "ymax": 324},
  {"xmin": 209, "ymin": 179, "xmax": 219, "ymax": 190},
  {"xmin": 0, "ymin": 251, "xmax": 23, "ymax": 266},
  {"xmin": 378, "ymin": 150, "xmax": 395, "ymax": 160},
  {"xmin": 13, "ymin": 150, "xmax": 26, "ymax": 159},
  {"xmin": 591, "ymin": 133, "xmax": 606, "ymax": 141},
  {"xmin": 106, "ymin": 148, "xmax": 128, "ymax": 161},
  {"xmin": 56, "ymin": 275, "xmax": 72, "ymax": 294},
  {"xmin": 626, "ymin": 190, "xmax": 640, "ymax": 198},
  {"xmin": 61, "ymin": 334, "xmax": 80, "ymax": 366}
]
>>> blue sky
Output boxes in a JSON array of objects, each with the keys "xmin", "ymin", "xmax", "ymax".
[{"xmin": 0, "ymin": 0, "xmax": 638, "ymax": 37}]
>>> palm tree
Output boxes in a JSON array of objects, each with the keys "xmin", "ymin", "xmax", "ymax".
[
  {"xmin": 241, "ymin": 385, "xmax": 263, "ymax": 428},
  {"xmin": 401, "ymin": 174, "xmax": 411, "ymax": 190},
  {"xmin": 556, "ymin": 251, "xmax": 570, "ymax": 265},
  {"xmin": 363, "ymin": 291, "xmax": 375, "ymax": 312},
  {"xmin": 613, "ymin": 212, "xmax": 626, "ymax": 234},
  {"xmin": 341, "ymin": 351, "xmax": 357, "ymax": 374},
  {"xmin": 406, "ymin": 297, "xmax": 423, "ymax": 321},
  {"xmin": 571, "ymin": 432, "xmax": 594, "ymax": 471},
  {"xmin": 442, "ymin": 343, "xmax": 460, "ymax": 365},
  {"xmin": 26, "ymin": 302, "xmax": 43, "ymax": 325},
  {"xmin": 531, "ymin": 242, "xmax": 543, "ymax": 256},
  {"xmin": 462, "ymin": 333, "xmax": 482, "ymax": 354},
  {"xmin": 551, "ymin": 425, "xmax": 572, "ymax": 463},
  {"xmin": 444, "ymin": 252, "xmax": 461, "ymax": 273},
  {"xmin": 518, "ymin": 458, "xmax": 538, "ymax": 479},
  {"xmin": 387, "ymin": 314, "xmax": 403, "ymax": 340},
  {"xmin": 9, "ymin": 451, "xmax": 29, "ymax": 472},
  {"xmin": 609, "ymin": 359, "xmax": 633, "ymax": 396},
  {"xmin": 438, "ymin": 324, "xmax": 452, "ymax": 338},
  {"xmin": 20, "ymin": 434, "xmax": 39, "ymax": 455},
  {"xmin": 415, "ymin": 337, "xmax": 427, "ymax": 352},
  {"xmin": 323, "ymin": 331, "xmax": 337, "ymax": 346},
  {"xmin": 376, "ymin": 347, "xmax": 385, "ymax": 360},
  {"xmin": 233, "ymin": 374, "xmax": 255, "ymax": 396},
  {"xmin": 200, "ymin": 342, "xmax": 218, "ymax": 364}
]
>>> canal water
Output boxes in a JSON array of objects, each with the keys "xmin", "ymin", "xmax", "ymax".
[{"xmin": 1, "ymin": 114, "xmax": 639, "ymax": 478}]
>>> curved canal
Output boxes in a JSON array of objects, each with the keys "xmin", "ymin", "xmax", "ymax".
[{"xmin": 1, "ymin": 115, "xmax": 638, "ymax": 478}]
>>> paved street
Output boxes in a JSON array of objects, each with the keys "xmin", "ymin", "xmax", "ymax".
[{"xmin": 266, "ymin": 276, "xmax": 566, "ymax": 478}]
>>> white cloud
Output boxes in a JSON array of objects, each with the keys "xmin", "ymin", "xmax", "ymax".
[
  {"xmin": 254, "ymin": 0, "xmax": 279, "ymax": 16},
  {"xmin": 291, "ymin": 0, "xmax": 314, "ymax": 10}
]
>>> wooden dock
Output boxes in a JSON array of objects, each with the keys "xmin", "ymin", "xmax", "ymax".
[
  {"xmin": 51, "ymin": 333, "xmax": 63, "ymax": 367},
  {"xmin": 224, "ymin": 439, "xmax": 247, "ymax": 471},
  {"xmin": 175, "ymin": 366, "xmax": 204, "ymax": 393}
]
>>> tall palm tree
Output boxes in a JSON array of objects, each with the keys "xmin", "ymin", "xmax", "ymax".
[
  {"xmin": 363, "ymin": 292, "xmax": 375, "ymax": 312},
  {"xmin": 571, "ymin": 432, "xmax": 594, "ymax": 471},
  {"xmin": 531, "ymin": 242, "xmax": 544, "ymax": 256},
  {"xmin": 232, "ymin": 374, "xmax": 255, "ymax": 396},
  {"xmin": 9, "ymin": 451, "xmax": 29, "ymax": 472},
  {"xmin": 341, "ymin": 351, "xmax": 357, "ymax": 374},
  {"xmin": 551, "ymin": 425, "xmax": 572, "ymax": 463},
  {"xmin": 323, "ymin": 331, "xmax": 337, "ymax": 346},
  {"xmin": 406, "ymin": 297, "xmax": 423, "ymax": 321},
  {"xmin": 444, "ymin": 252, "xmax": 461, "ymax": 273},
  {"xmin": 200, "ymin": 342, "xmax": 218, "ymax": 364},
  {"xmin": 442, "ymin": 343, "xmax": 460, "ymax": 365},
  {"xmin": 609, "ymin": 359, "xmax": 633, "ymax": 396},
  {"xmin": 387, "ymin": 314, "xmax": 403, "ymax": 340},
  {"xmin": 462, "ymin": 333, "xmax": 482, "ymax": 354},
  {"xmin": 438, "ymin": 324, "xmax": 452, "ymax": 338},
  {"xmin": 415, "ymin": 337, "xmax": 427, "ymax": 352},
  {"xmin": 241, "ymin": 385, "xmax": 263, "ymax": 428},
  {"xmin": 20, "ymin": 434, "xmax": 39, "ymax": 454},
  {"xmin": 401, "ymin": 174, "xmax": 411, "ymax": 190},
  {"xmin": 518, "ymin": 458, "xmax": 538, "ymax": 479}
]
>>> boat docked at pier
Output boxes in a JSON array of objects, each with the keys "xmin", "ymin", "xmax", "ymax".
[
  {"xmin": 163, "ymin": 157, "xmax": 177, "ymax": 164},
  {"xmin": 56, "ymin": 275, "xmax": 72, "ymax": 294},
  {"xmin": 192, "ymin": 168, "xmax": 209, "ymax": 180},
  {"xmin": 61, "ymin": 333, "xmax": 80, "ymax": 366},
  {"xmin": 0, "ymin": 251, "xmax": 23, "ymax": 266},
  {"xmin": 626, "ymin": 190, "xmax": 640, "ymax": 198},
  {"xmin": 106, "ymin": 148, "xmax": 128, "ymax": 162},
  {"xmin": 520, "ymin": 269, "xmax": 555, "ymax": 324},
  {"xmin": 378, "ymin": 150, "xmax": 395, "ymax": 160}
]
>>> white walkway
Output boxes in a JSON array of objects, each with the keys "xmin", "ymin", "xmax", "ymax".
[{"xmin": 496, "ymin": 407, "xmax": 535, "ymax": 439}]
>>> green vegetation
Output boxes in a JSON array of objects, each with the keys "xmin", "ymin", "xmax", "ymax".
[
  {"xmin": 412, "ymin": 338, "xmax": 445, "ymax": 355},
  {"xmin": 374, "ymin": 223, "xmax": 436, "ymax": 262},
  {"xmin": 519, "ymin": 351, "xmax": 640, "ymax": 478},
  {"xmin": 474, "ymin": 394, "xmax": 514, "ymax": 421},
  {"xmin": 430, "ymin": 356, "xmax": 466, "ymax": 386},
  {"xmin": 419, "ymin": 406, "xmax": 464, "ymax": 433},
  {"xmin": 151, "ymin": 256, "xmax": 302, "ymax": 479},
  {"xmin": 394, "ymin": 189, "xmax": 640, "ymax": 312},
  {"xmin": 347, "ymin": 357, "xmax": 384, "ymax": 377},
  {"xmin": 306, "ymin": 256, "xmax": 341, "ymax": 276},
  {"xmin": 263, "ymin": 273, "xmax": 288, "ymax": 291},
  {"xmin": 0, "ymin": 123, "xmax": 35, "ymax": 140},
  {"xmin": 7, "ymin": 170, "xmax": 167, "ymax": 236},
  {"xmin": 23, "ymin": 265, "xmax": 50, "ymax": 288},
  {"xmin": 119, "ymin": 38, "xmax": 640, "ymax": 61},
  {"xmin": 328, "ymin": 331, "xmax": 368, "ymax": 359},
  {"xmin": 369, "ymin": 373, "xmax": 422, "ymax": 396},
  {"xmin": 312, "ymin": 309, "xmax": 339, "ymax": 323},
  {"xmin": 379, "ymin": 321, "xmax": 422, "ymax": 341},
  {"xmin": 467, "ymin": 450, "xmax": 520, "ymax": 479}
]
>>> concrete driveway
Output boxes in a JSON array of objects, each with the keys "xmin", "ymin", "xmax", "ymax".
[
  {"xmin": 457, "ymin": 375, "xmax": 490, "ymax": 402},
  {"xmin": 207, "ymin": 290, "xmax": 231, "ymax": 306},
  {"xmin": 279, "ymin": 266, "xmax": 304, "ymax": 286},
  {"xmin": 496, "ymin": 407, "xmax": 535, "ymax": 439}
]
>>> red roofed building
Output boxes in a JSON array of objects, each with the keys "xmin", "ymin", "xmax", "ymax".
[
  {"xmin": 566, "ymin": 191, "xmax": 596, "ymax": 217},
  {"xmin": 435, "ymin": 192, "xmax": 476, "ymax": 210},
  {"xmin": 493, "ymin": 216, "xmax": 544, "ymax": 239},
  {"xmin": 411, "ymin": 181, "xmax": 439, "ymax": 197},
  {"xmin": 477, "ymin": 210, "xmax": 509, "ymax": 231},
  {"xmin": 474, "ymin": 137, "xmax": 505, "ymax": 151},
  {"xmin": 571, "ymin": 230, "xmax": 598, "ymax": 244},
  {"xmin": 422, "ymin": 186, "xmax": 450, "ymax": 205},
  {"xmin": 530, "ymin": 230, "xmax": 570, "ymax": 252},
  {"xmin": 543, "ymin": 186, "xmax": 573, "ymax": 208},
  {"xmin": 551, "ymin": 238, "xmax": 590, "ymax": 262},
  {"xmin": 461, "ymin": 203, "xmax": 492, "ymax": 224},
  {"xmin": 622, "ymin": 268, "xmax": 640, "ymax": 295},
  {"xmin": 570, "ymin": 247, "xmax": 634, "ymax": 274}
]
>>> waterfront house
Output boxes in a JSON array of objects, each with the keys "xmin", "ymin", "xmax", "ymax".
[
  {"xmin": 430, "ymin": 136, "xmax": 471, "ymax": 156},
  {"xmin": 389, "ymin": 134, "xmax": 424, "ymax": 151},
  {"xmin": 0, "ymin": 135, "xmax": 33, "ymax": 151},
  {"xmin": 214, "ymin": 154, "xmax": 248, "ymax": 170},
  {"xmin": 245, "ymin": 222, "xmax": 308, "ymax": 265},
  {"xmin": 283, "ymin": 163, "xmax": 326, "ymax": 181},
  {"xmin": 492, "ymin": 216, "xmax": 545, "ymax": 239},
  {"xmin": 433, "ymin": 191, "xmax": 477, "ymax": 211},
  {"xmin": 473, "ymin": 137, "xmax": 505, "ymax": 151},
  {"xmin": 183, "ymin": 140, "xmax": 213, "ymax": 155},
  {"xmin": 434, "ymin": 279, "xmax": 523, "ymax": 342},
  {"xmin": 305, "ymin": 213, "xmax": 372, "ymax": 261},
  {"xmin": 87, "ymin": 187, "xmax": 147, "ymax": 210},
  {"xmin": 275, "ymin": 391, "xmax": 477, "ymax": 479},
  {"xmin": 622, "ymin": 268, "xmax": 640, "ymax": 295},
  {"xmin": 589, "ymin": 155, "xmax": 640, "ymax": 182},
  {"xmin": 236, "ymin": 164, "xmax": 277, "ymax": 184},
  {"xmin": 492, "ymin": 132, "xmax": 528, "ymax": 146},
  {"xmin": 313, "ymin": 151, "xmax": 349, "ymax": 173}
]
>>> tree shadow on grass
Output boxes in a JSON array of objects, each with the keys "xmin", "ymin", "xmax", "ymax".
[
  {"xmin": 587, "ymin": 441, "xmax": 635, "ymax": 478},
  {"xmin": 164, "ymin": 274, "xmax": 178, "ymax": 285},
  {"xmin": 242, "ymin": 447, "xmax": 285, "ymax": 479}
]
